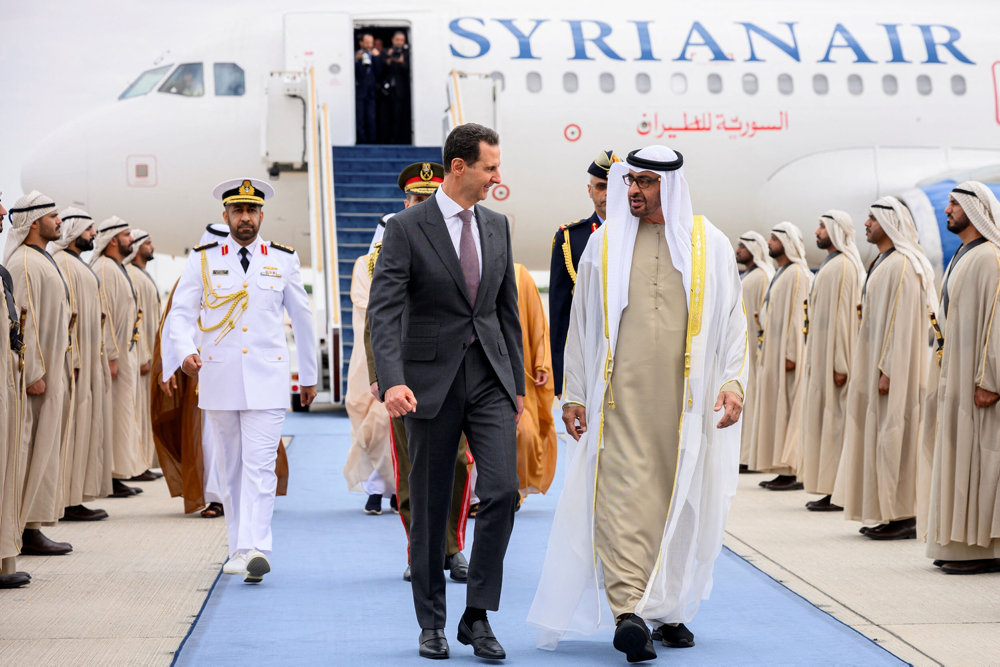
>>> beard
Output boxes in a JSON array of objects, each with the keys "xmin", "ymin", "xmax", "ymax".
[
  {"xmin": 768, "ymin": 246, "xmax": 784, "ymax": 259},
  {"xmin": 946, "ymin": 215, "xmax": 970, "ymax": 234},
  {"xmin": 816, "ymin": 236, "xmax": 832, "ymax": 249},
  {"xmin": 75, "ymin": 235, "xmax": 95, "ymax": 252}
]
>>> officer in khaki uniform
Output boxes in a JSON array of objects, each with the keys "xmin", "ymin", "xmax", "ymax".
[
  {"xmin": 167, "ymin": 178, "xmax": 317, "ymax": 583},
  {"xmin": 364, "ymin": 162, "xmax": 472, "ymax": 583}
]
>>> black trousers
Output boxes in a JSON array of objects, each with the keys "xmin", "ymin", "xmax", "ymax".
[{"xmin": 404, "ymin": 340, "xmax": 519, "ymax": 630}]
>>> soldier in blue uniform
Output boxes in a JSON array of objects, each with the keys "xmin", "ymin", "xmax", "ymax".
[
  {"xmin": 547, "ymin": 149, "xmax": 619, "ymax": 396},
  {"xmin": 167, "ymin": 177, "xmax": 317, "ymax": 584}
]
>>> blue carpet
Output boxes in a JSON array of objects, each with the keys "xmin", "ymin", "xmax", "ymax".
[{"xmin": 175, "ymin": 411, "xmax": 904, "ymax": 666}]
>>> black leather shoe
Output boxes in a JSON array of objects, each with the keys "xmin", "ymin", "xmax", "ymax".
[
  {"xmin": 419, "ymin": 628, "xmax": 449, "ymax": 659},
  {"xmin": 127, "ymin": 469, "xmax": 160, "ymax": 482},
  {"xmin": 614, "ymin": 614, "xmax": 656, "ymax": 662},
  {"xmin": 61, "ymin": 505, "xmax": 109, "ymax": 521},
  {"xmin": 20, "ymin": 529, "xmax": 72, "ymax": 556},
  {"xmin": 764, "ymin": 475, "xmax": 804, "ymax": 491},
  {"xmin": 940, "ymin": 558, "xmax": 1000, "ymax": 574},
  {"xmin": 403, "ymin": 564, "xmax": 411, "ymax": 582},
  {"xmin": 865, "ymin": 518, "xmax": 916, "ymax": 540},
  {"xmin": 457, "ymin": 615, "xmax": 505, "ymax": 659},
  {"xmin": 445, "ymin": 552, "xmax": 468, "ymax": 582},
  {"xmin": 653, "ymin": 622, "xmax": 695, "ymax": 648},
  {"xmin": 0, "ymin": 572, "xmax": 31, "ymax": 588},
  {"xmin": 805, "ymin": 495, "xmax": 843, "ymax": 512},
  {"xmin": 390, "ymin": 494, "xmax": 399, "ymax": 513}
]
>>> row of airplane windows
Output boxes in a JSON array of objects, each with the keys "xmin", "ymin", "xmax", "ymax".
[{"xmin": 503, "ymin": 71, "xmax": 969, "ymax": 97}]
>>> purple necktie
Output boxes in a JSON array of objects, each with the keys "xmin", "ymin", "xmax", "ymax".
[{"xmin": 458, "ymin": 209, "xmax": 480, "ymax": 305}]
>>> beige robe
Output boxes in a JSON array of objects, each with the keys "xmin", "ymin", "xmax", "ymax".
[
  {"xmin": 747, "ymin": 263, "xmax": 809, "ymax": 475},
  {"xmin": 55, "ymin": 250, "xmax": 112, "ymax": 502},
  {"xmin": 800, "ymin": 253, "xmax": 862, "ymax": 495},
  {"xmin": 740, "ymin": 266, "xmax": 769, "ymax": 466},
  {"xmin": 927, "ymin": 242, "xmax": 1000, "ymax": 559},
  {"xmin": 9, "ymin": 244, "xmax": 70, "ymax": 525},
  {"xmin": 94, "ymin": 255, "xmax": 144, "ymax": 478},
  {"xmin": 1, "ymin": 272, "xmax": 24, "ymax": 557},
  {"xmin": 128, "ymin": 263, "xmax": 160, "ymax": 469},
  {"xmin": 595, "ymin": 221, "xmax": 686, "ymax": 618},
  {"xmin": 514, "ymin": 263, "xmax": 557, "ymax": 497},
  {"xmin": 833, "ymin": 251, "xmax": 930, "ymax": 524},
  {"xmin": 343, "ymin": 255, "xmax": 393, "ymax": 492}
]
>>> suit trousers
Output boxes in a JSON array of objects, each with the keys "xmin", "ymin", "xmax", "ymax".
[
  {"xmin": 404, "ymin": 340, "xmax": 519, "ymax": 630},
  {"xmin": 203, "ymin": 409, "xmax": 284, "ymax": 556},
  {"xmin": 390, "ymin": 417, "xmax": 472, "ymax": 559}
]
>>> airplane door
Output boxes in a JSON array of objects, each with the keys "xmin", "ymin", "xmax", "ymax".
[
  {"xmin": 283, "ymin": 12, "xmax": 355, "ymax": 145},
  {"xmin": 994, "ymin": 61, "xmax": 1000, "ymax": 126}
]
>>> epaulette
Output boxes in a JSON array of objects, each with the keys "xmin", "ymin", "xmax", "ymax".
[
  {"xmin": 193, "ymin": 241, "xmax": 219, "ymax": 252},
  {"xmin": 563, "ymin": 218, "xmax": 589, "ymax": 230},
  {"xmin": 270, "ymin": 242, "xmax": 294, "ymax": 254}
]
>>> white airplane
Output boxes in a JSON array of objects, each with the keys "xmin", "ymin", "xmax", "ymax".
[{"xmin": 19, "ymin": 0, "xmax": 1000, "ymax": 401}]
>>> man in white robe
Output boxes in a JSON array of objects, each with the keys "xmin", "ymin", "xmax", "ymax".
[
  {"xmin": 833, "ymin": 197, "xmax": 934, "ymax": 540},
  {"xmin": 527, "ymin": 146, "xmax": 746, "ymax": 662},
  {"xmin": 801, "ymin": 211, "xmax": 864, "ymax": 511},
  {"xmin": 735, "ymin": 231, "xmax": 773, "ymax": 472},
  {"xmin": 51, "ymin": 208, "xmax": 111, "ymax": 520},
  {"xmin": 747, "ymin": 222, "xmax": 811, "ymax": 490},
  {"xmin": 125, "ymin": 230, "xmax": 163, "ymax": 482},
  {"xmin": 4, "ymin": 191, "xmax": 73, "ymax": 555},
  {"xmin": 926, "ymin": 182, "xmax": 1000, "ymax": 573}
]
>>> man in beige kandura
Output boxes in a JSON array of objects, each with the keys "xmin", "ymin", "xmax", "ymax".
[
  {"xmin": 4, "ymin": 191, "xmax": 73, "ymax": 556},
  {"xmin": 833, "ymin": 196, "xmax": 934, "ymax": 540},
  {"xmin": 925, "ymin": 182, "xmax": 1000, "ymax": 573},
  {"xmin": 799, "ymin": 211, "xmax": 864, "ymax": 512},
  {"xmin": 52, "ymin": 208, "xmax": 112, "ymax": 521},
  {"xmin": 747, "ymin": 222, "xmax": 811, "ymax": 491}
]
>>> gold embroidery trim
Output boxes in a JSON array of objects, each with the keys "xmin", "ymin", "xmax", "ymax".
[
  {"xmin": 562, "ymin": 228, "xmax": 577, "ymax": 285},
  {"xmin": 198, "ymin": 250, "xmax": 249, "ymax": 344}
]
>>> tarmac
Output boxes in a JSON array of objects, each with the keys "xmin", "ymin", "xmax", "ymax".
[{"xmin": 0, "ymin": 407, "xmax": 997, "ymax": 666}]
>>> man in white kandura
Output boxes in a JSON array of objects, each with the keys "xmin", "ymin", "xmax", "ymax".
[
  {"xmin": 167, "ymin": 178, "xmax": 317, "ymax": 583},
  {"xmin": 527, "ymin": 146, "xmax": 747, "ymax": 662}
]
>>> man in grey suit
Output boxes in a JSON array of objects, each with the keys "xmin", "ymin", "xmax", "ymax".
[{"xmin": 369, "ymin": 123, "xmax": 524, "ymax": 660}]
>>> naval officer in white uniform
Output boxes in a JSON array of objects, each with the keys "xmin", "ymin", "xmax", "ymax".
[{"xmin": 167, "ymin": 178, "xmax": 317, "ymax": 583}]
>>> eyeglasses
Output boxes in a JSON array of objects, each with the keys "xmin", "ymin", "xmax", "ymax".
[{"xmin": 623, "ymin": 174, "xmax": 661, "ymax": 189}]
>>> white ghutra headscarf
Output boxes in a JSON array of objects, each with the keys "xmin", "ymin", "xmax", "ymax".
[
  {"xmin": 951, "ymin": 181, "xmax": 1000, "ymax": 248},
  {"xmin": 870, "ymin": 196, "xmax": 936, "ymax": 312},
  {"xmin": 738, "ymin": 230, "xmax": 775, "ymax": 280},
  {"xmin": 819, "ymin": 209, "xmax": 865, "ymax": 283},
  {"xmin": 4, "ymin": 191, "xmax": 57, "ymax": 263}
]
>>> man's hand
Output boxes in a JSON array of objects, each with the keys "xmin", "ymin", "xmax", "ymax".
[
  {"xmin": 833, "ymin": 372, "xmax": 847, "ymax": 387},
  {"xmin": 160, "ymin": 374, "xmax": 178, "ymax": 397},
  {"xmin": 974, "ymin": 386, "xmax": 1000, "ymax": 408},
  {"xmin": 109, "ymin": 359, "xmax": 119, "ymax": 380},
  {"xmin": 785, "ymin": 359, "xmax": 796, "ymax": 372},
  {"xmin": 300, "ymin": 385, "xmax": 317, "ymax": 407},
  {"xmin": 562, "ymin": 404, "xmax": 587, "ymax": 441},
  {"xmin": 370, "ymin": 382, "xmax": 381, "ymax": 401},
  {"xmin": 385, "ymin": 384, "xmax": 417, "ymax": 418},
  {"xmin": 534, "ymin": 370, "xmax": 549, "ymax": 387},
  {"xmin": 714, "ymin": 391, "xmax": 743, "ymax": 429},
  {"xmin": 515, "ymin": 395, "xmax": 524, "ymax": 424},
  {"xmin": 140, "ymin": 362, "xmax": 150, "ymax": 376},
  {"xmin": 182, "ymin": 353, "xmax": 202, "ymax": 378},
  {"xmin": 878, "ymin": 372, "xmax": 890, "ymax": 395},
  {"xmin": 26, "ymin": 378, "xmax": 46, "ymax": 396}
]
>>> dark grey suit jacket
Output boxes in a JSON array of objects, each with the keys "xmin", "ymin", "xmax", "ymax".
[{"xmin": 368, "ymin": 195, "xmax": 525, "ymax": 420}]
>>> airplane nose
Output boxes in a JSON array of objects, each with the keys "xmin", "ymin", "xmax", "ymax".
[{"xmin": 21, "ymin": 116, "xmax": 91, "ymax": 208}]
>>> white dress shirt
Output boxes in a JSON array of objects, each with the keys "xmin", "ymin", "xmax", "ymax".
[{"xmin": 435, "ymin": 186, "xmax": 482, "ymax": 278}]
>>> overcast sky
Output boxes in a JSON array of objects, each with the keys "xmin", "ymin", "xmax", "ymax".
[{"xmin": 0, "ymin": 0, "xmax": 288, "ymax": 250}]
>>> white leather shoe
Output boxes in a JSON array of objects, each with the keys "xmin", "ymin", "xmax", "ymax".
[
  {"xmin": 222, "ymin": 552, "xmax": 248, "ymax": 574},
  {"xmin": 244, "ymin": 549, "xmax": 270, "ymax": 583}
]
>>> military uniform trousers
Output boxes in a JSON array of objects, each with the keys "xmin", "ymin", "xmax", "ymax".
[
  {"xmin": 204, "ymin": 408, "xmax": 284, "ymax": 556},
  {"xmin": 390, "ymin": 417, "xmax": 471, "ymax": 559}
]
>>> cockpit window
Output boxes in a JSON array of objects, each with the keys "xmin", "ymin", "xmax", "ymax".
[
  {"xmin": 159, "ymin": 63, "xmax": 205, "ymax": 97},
  {"xmin": 214, "ymin": 63, "xmax": 245, "ymax": 96},
  {"xmin": 119, "ymin": 65, "xmax": 172, "ymax": 99}
]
